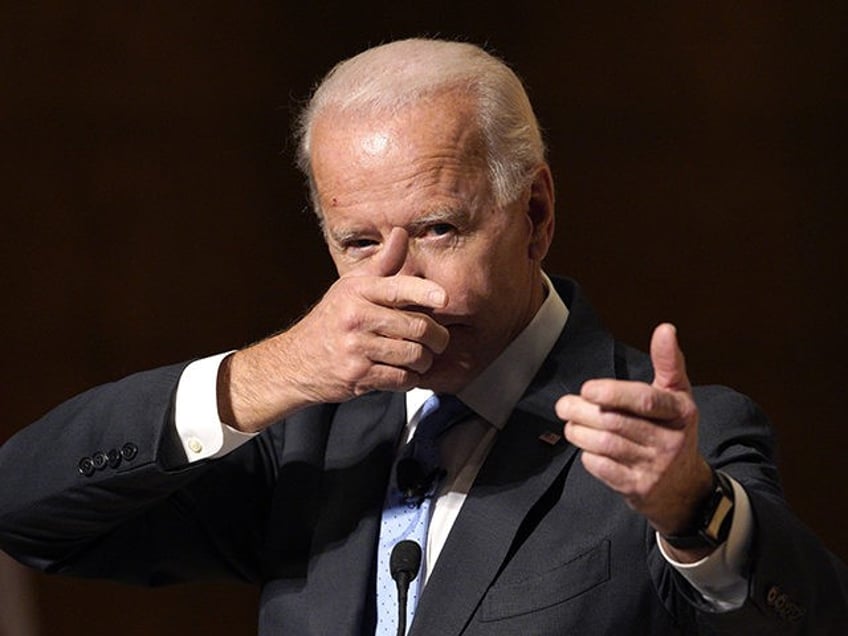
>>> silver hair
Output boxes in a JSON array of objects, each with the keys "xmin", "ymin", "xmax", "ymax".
[{"xmin": 295, "ymin": 38, "xmax": 546, "ymax": 215}]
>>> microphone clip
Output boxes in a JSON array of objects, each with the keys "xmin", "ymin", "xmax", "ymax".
[{"xmin": 396, "ymin": 457, "xmax": 445, "ymax": 506}]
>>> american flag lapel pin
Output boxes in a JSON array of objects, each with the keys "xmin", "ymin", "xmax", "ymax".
[{"xmin": 538, "ymin": 430, "xmax": 562, "ymax": 446}]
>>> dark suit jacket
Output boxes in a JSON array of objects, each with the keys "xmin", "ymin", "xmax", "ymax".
[{"xmin": 1, "ymin": 278, "xmax": 846, "ymax": 634}]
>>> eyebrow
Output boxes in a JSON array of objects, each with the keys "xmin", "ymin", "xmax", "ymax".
[
  {"xmin": 406, "ymin": 207, "xmax": 469, "ymax": 233},
  {"xmin": 325, "ymin": 226, "xmax": 368, "ymax": 245}
]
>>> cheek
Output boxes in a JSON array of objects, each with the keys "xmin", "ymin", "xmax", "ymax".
[
  {"xmin": 326, "ymin": 247, "xmax": 349, "ymax": 276},
  {"xmin": 435, "ymin": 263, "xmax": 492, "ymax": 315}
]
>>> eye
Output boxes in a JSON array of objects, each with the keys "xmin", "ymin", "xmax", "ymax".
[
  {"xmin": 335, "ymin": 235, "xmax": 380, "ymax": 259},
  {"xmin": 345, "ymin": 237, "xmax": 379, "ymax": 250},
  {"xmin": 426, "ymin": 223, "xmax": 456, "ymax": 237}
]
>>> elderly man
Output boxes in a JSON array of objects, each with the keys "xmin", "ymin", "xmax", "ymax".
[{"xmin": 0, "ymin": 38, "xmax": 845, "ymax": 635}]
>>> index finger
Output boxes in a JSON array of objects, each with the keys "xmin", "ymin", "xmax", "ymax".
[
  {"xmin": 360, "ymin": 275, "xmax": 448, "ymax": 310},
  {"xmin": 580, "ymin": 379, "xmax": 686, "ymax": 422}
]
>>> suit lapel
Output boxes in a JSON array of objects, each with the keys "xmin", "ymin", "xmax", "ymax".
[
  {"xmin": 410, "ymin": 279, "xmax": 619, "ymax": 635},
  {"xmin": 306, "ymin": 391, "xmax": 406, "ymax": 635},
  {"xmin": 410, "ymin": 391, "xmax": 577, "ymax": 635}
]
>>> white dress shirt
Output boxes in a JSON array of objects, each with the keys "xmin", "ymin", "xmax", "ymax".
[{"xmin": 172, "ymin": 273, "xmax": 752, "ymax": 609}]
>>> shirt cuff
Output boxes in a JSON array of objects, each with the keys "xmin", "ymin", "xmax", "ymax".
[
  {"xmin": 174, "ymin": 352, "xmax": 257, "ymax": 463},
  {"xmin": 657, "ymin": 476, "xmax": 753, "ymax": 611}
]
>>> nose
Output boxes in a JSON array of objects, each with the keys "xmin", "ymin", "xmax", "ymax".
[{"xmin": 396, "ymin": 239, "xmax": 425, "ymax": 278}]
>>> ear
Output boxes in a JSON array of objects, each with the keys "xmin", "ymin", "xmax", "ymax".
[{"xmin": 525, "ymin": 164, "xmax": 555, "ymax": 261}]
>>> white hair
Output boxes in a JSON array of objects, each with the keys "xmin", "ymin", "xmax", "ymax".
[{"xmin": 295, "ymin": 38, "xmax": 546, "ymax": 215}]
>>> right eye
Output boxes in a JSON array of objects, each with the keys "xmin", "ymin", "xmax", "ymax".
[
  {"xmin": 345, "ymin": 238, "xmax": 379, "ymax": 250},
  {"xmin": 336, "ymin": 236, "xmax": 381, "ymax": 262}
]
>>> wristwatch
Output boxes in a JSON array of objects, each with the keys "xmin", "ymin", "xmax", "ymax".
[{"xmin": 662, "ymin": 469, "xmax": 736, "ymax": 550}]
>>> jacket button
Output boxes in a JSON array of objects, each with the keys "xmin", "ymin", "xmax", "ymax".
[
  {"xmin": 91, "ymin": 451, "xmax": 108, "ymax": 470},
  {"xmin": 121, "ymin": 442, "xmax": 138, "ymax": 461},
  {"xmin": 106, "ymin": 448, "xmax": 122, "ymax": 468},
  {"xmin": 78, "ymin": 457, "xmax": 95, "ymax": 477}
]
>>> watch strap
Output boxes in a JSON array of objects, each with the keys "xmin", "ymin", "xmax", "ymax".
[{"xmin": 662, "ymin": 469, "xmax": 735, "ymax": 550}]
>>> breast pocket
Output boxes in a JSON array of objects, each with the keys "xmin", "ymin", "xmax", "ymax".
[{"xmin": 479, "ymin": 539, "xmax": 610, "ymax": 622}]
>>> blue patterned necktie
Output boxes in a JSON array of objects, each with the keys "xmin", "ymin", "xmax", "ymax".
[{"xmin": 375, "ymin": 394, "xmax": 471, "ymax": 635}]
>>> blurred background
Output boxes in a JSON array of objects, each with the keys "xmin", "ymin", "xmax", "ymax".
[{"xmin": 1, "ymin": 2, "xmax": 845, "ymax": 634}]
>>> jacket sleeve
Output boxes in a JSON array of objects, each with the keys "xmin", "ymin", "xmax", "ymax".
[
  {"xmin": 0, "ymin": 362, "xmax": 279, "ymax": 586},
  {"xmin": 651, "ymin": 386, "xmax": 848, "ymax": 635}
]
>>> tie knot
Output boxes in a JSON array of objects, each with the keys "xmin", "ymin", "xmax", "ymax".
[
  {"xmin": 395, "ymin": 394, "xmax": 472, "ymax": 504},
  {"xmin": 414, "ymin": 394, "xmax": 471, "ymax": 443}
]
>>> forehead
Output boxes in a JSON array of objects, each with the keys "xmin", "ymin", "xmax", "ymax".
[
  {"xmin": 310, "ymin": 90, "xmax": 484, "ymax": 159},
  {"xmin": 309, "ymin": 95, "xmax": 489, "ymax": 216}
]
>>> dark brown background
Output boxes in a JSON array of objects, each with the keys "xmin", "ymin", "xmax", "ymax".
[{"xmin": 1, "ymin": 3, "xmax": 845, "ymax": 634}]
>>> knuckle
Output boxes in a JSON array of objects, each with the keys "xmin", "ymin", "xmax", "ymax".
[
  {"xmin": 393, "ymin": 340, "xmax": 418, "ymax": 364},
  {"xmin": 680, "ymin": 398, "xmax": 698, "ymax": 421},
  {"xmin": 404, "ymin": 340, "xmax": 426, "ymax": 361},
  {"xmin": 332, "ymin": 276, "xmax": 359, "ymax": 302},
  {"xmin": 400, "ymin": 342, "xmax": 432, "ymax": 374},
  {"xmin": 639, "ymin": 391, "xmax": 658, "ymax": 414},
  {"xmin": 338, "ymin": 306, "xmax": 364, "ymax": 332},
  {"xmin": 340, "ymin": 331, "xmax": 363, "ymax": 356},
  {"xmin": 407, "ymin": 315, "xmax": 429, "ymax": 340},
  {"xmin": 340, "ymin": 356, "xmax": 367, "ymax": 384},
  {"xmin": 597, "ymin": 431, "xmax": 620, "ymax": 456},
  {"xmin": 383, "ymin": 278, "xmax": 400, "ymax": 305},
  {"xmin": 602, "ymin": 411, "xmax": 627, "ymax": 433}
]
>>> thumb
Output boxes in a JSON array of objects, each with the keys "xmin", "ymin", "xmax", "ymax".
[{"xmin": 650, "ymin": 323, "xmax": 691, "ymax": 392}]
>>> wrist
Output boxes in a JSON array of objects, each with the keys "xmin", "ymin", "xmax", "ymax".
[
  {"xmin": 217, "ymin": 341, "xmax": 312, "ymax": 432},
  {"xmin": 661, "ymin": 468, "xmax": 736, "ymax": 552}
]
